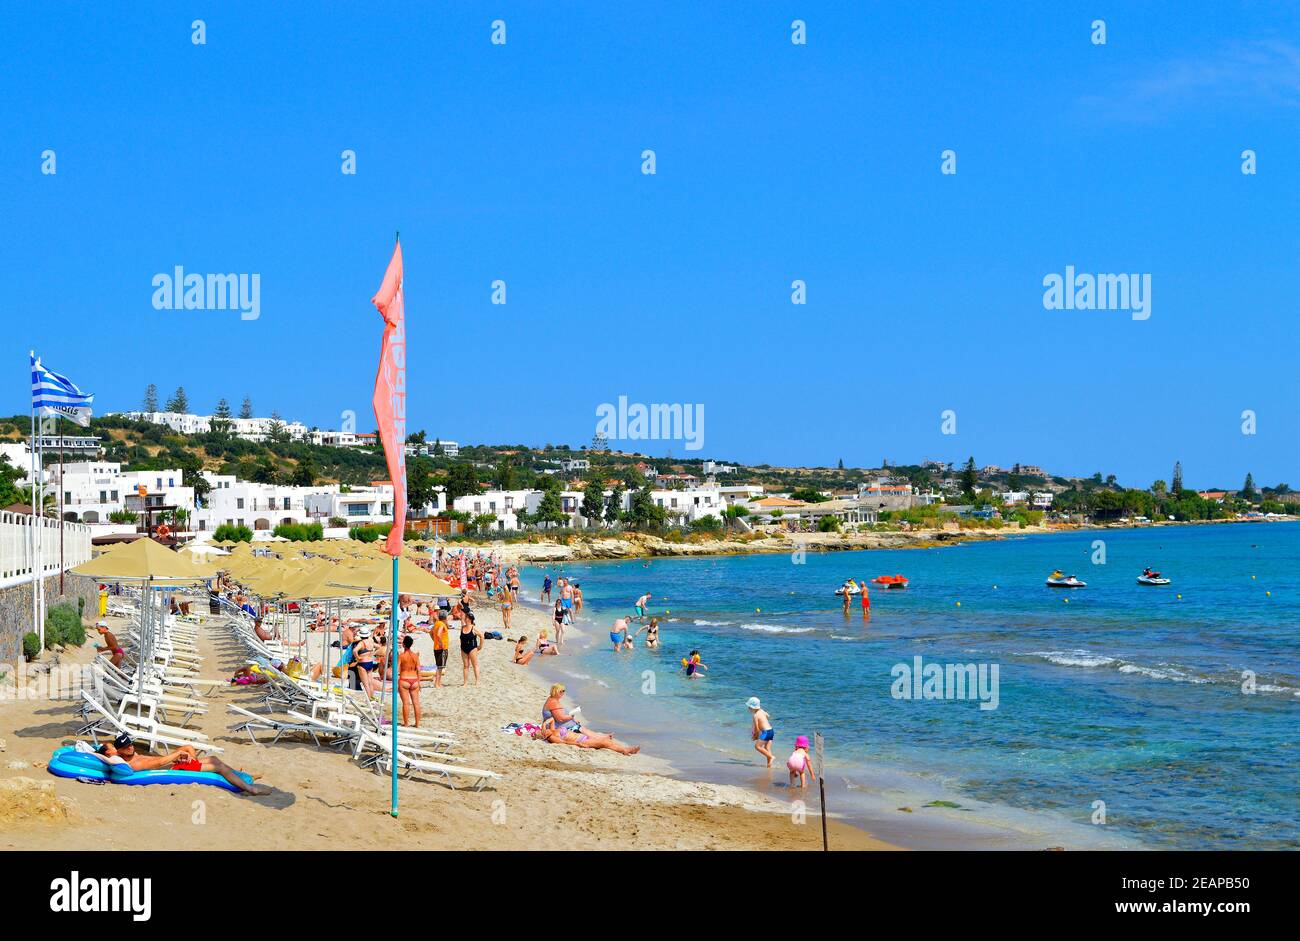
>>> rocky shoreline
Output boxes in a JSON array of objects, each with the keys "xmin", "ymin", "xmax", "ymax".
[{"xmin": 451, "ymin": 516, "xmax": 1297, "ymax": 564}]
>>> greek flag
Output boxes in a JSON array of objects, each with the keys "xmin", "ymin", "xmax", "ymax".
[{"xmin": 31, "ymin": 352, "xmax": 94, "ymax": 427}]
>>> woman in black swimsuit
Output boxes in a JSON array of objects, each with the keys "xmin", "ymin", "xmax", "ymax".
[{"xmin": 458, "ymin": 609, "xmax": 483, "ymax": 687}]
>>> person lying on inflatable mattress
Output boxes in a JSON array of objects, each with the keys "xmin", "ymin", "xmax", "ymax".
[{"xmin": 97, "ymin": 734, "xmax": 271, "ymax": 796}]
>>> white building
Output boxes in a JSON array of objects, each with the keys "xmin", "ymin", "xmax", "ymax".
[
  {"xmin": 51, "ymin": 461, "xmax": 195, "ymax": 523},
  {"xmin": 195, "ymin": 474, "xmax": 328, "ymax": 532},
  {"xmin": 303, "ymin": 484, "xmax": 398, "ymax": 527},
  {"xmin": 1032, "ymin": 491, "xmax": 1054, "ymax": 509},
  {"xmin": 650, "ymin": 487, "xmax": 723, "ymax": 523},
  {"xmin": 702, "ymin": 460, "xmax": 736, "ymax": 475},
  {"xmin": 559, "ymin": 458, "xmax": 590, "ymax": 473}
]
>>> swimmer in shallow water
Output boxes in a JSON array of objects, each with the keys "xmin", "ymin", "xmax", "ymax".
[
  {"xmin": 634, "ymin": 617, "xmax": 660, "ymax": 649},
  {"xmin": 681, "ymin": 649, "xmax": 707, "ymax": 678}
]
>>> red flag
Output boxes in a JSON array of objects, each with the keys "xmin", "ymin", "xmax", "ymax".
[{"xmin": 370, "ymin": 241, "xmax": 407, "ymax": 557}]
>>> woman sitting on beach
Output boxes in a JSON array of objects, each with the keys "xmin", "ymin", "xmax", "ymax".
[
  {"xmin": 535, "ymin": 718, "xmax": 640, "ymax": 756},
  {"xmin": 535, "ymin": 630, "xmax": 558, "ymax": 656},
  {"xmin": 541, "ymin": 684, "xmax": 610, "ymax": 740},
  {"xmin": 513, "ymin": 636, "xmax": 535, "ymax": 665}
]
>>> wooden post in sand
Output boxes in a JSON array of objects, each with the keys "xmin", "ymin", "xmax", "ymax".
[{"xmin": 814, "ymin": 731, "xmax": 827, "ymax": 851}]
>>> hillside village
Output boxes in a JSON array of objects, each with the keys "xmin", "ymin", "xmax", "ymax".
[{"xmin": 1, "ymin": 398, "xmax": 1295, "ymax": 547}]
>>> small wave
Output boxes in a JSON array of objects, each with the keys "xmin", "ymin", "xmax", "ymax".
[
  {"xmin": 564, "ymin": 671, "xmax": 592, "ymax": 680},
  {"xmin": 830, "ymin": 634, "xmax": 860, "ymax": 641},
  {"xmin": 739, "ymin": 623, "xmax": 814, "ymax": 634},
  {"xmin": 1116, "ymin": 663, "xmax": 1210, "ymax": 684},
  {"xmin": 693, "ymin": 619, "xmax": 731, "ymax": 627},
  {"xmin": 1026, "ymin": 650, "xmax": 1116, "ymax": 668}
]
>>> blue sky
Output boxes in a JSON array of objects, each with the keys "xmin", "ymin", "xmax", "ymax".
[{"xmin": 3, "ymin": 2, "xmax": 1298, "ymax": 489}]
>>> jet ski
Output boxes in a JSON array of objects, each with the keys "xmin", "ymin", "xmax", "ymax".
[
  {"xmin": 1137, "ymin": 569, "xmax": 1170, "ymax": 586},
  {"xmin": 1045, "ymin": 570, "xmax": 1087, "ymax": 588},
  {"xmin": 834, "ymin": 581, "xmax": 861, "ymax": 596}
]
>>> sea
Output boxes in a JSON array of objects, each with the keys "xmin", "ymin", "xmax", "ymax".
[{"xmin": 520, "ymin": 521, "xmax": 1300, "ymax": 850}]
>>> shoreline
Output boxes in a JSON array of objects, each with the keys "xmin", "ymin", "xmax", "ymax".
[
  {"xmin": 447, "ymin": 516, "xmax": 1295, "ymax": 565},
  {"xmin": 0, "ymin": 601, "xmax": 897, "ymax": 851},
  {"xmin": 511, "ymin": 590, "xmax": 1136, "ymax": 852}
]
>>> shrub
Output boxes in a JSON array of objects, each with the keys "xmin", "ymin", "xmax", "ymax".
[
  {"xmin": 213, "ymin": 524, "xmax": 253, "ymax": 543},
  {"xmin": 689, "ymin": 515, "xmax": 722, "ymax": 533},
  {"xmin": 329, "ymin": 517, "xmax": 347, "ymax": 528},
  {"xmin": 23, "ymin": 632, "xmax": 41, "ymax": 661},
  {"xmin": 108, "ymin": 509, "xmax": 138, "ymax": 524},
  {"xmin": 273, "ymin": 522, "xmax": 324, "ymax": 542},
  {"xmin": 44, "ymin": 603, "xmax": 85, "ymax": 649},
  {"xmin": 817, "ymin": 516, "xmax": 841, "ymax": 532}
]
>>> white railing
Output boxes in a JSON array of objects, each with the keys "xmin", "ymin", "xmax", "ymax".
[{"xmin": 0, "ymin": 511, "xmax": 93, "ymax": 590}]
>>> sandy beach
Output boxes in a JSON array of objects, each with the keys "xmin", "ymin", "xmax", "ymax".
[{"xmin": 0, "ymin": 598, "xmax": 895, "ymax": 851}]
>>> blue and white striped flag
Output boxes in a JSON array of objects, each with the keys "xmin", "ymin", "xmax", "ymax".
[{"xmin": 31, "ymin": 352, "xmax": 94, "ymax": 427}]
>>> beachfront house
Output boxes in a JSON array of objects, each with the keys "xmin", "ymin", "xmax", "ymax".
[
  {"xmin": 798, "ymin": 498, "xmax": 879, "ymax": 527},
  {"xmin": 1031, "ymin": 491, "xmax": 1054, "ymax": 509},
  {"xmin": 453, "ymin": 488, "xmax": 534, "ymax": 530},
  {"xmin": 650, "ymin": 487, "xmax": 723, "ymax": 523},
  {"xmin": 858, "ymin": 482, "xmax": 914, "ymax": 512}
]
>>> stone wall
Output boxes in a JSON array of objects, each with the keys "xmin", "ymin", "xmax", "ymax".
[{"xmin": 0, "ymin": 573, "xmax": 99, "ymax": 664}]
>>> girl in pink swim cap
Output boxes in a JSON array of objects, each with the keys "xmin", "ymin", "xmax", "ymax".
[{"xmin": 787, "ymin": 735, "xmax": 817, "ymax": 788}]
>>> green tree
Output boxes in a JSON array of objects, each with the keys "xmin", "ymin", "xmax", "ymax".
[
  {"xmin": 290, "ymin": 459, "xmax": 317, "ymax": 487},
  {"xmin": 143, "ymin": 384, "xmax": 158, "ymax": 412},
  {"xmin": 789, "ymin": 488, "xmax": 828, "ymax": 503},
  {"xmin": 211, "ymin": 398, "xmax": 232, "ymax": 438},
  {"xmin": 1242, "ymin": 472, "xmax": 1257, "ymax": 502},
  {"xmin": 432, "ymin": 439, "xmax": 444, "ymax": 456},
  {"xmin": 534, "ymin": 480, "xmax": 567, "ymax": 528},
  {"xmin": 493, "ymin": 458, "xmax": 517, "ymax": 490},
  {"xmin": 268, "ymin": 411, "xmax": 289, "ymax": 444},
  {"xmin": 1172, "ymin": 461, "xmax": 1183, "ymax": 494},
  {"xmin": 444, "ymin": 463, "xmax": 479, "ymax": 505},
  {"xmin": 960, "ymin": 457, "xmax": 978, "ymax": 499},
  {"xmin": 239, "ymin": 395, "xmax": 253, "ymax": 419},
  {"xmin": 604, "ymin": 484, "xmax": 625, "ymax": 525},
  {"xmin": 166, "ymin": 386, "xmax": 189, "ymax": 413},
  {"xmin": 406, "ymin": 460, "xmax": 437, "ymax": 515},
  {"xmin": 581, "ymin": 480, "xmax": 605, "ymax": 526},
  {"xmin": 1151, "ymin": 479, "xmax": 1167, "ymax": 496},
  {"xmin": 627, "ymin": 485, "xmax": 667, "ymax": 531}
]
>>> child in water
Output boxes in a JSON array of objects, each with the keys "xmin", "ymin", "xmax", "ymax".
[
  {"xmin": 747, "ymin": 696, "xmax": 774, "ymax": 767},
  {"xmin": 787, "ymin": 735, "xmax": 817, "ymax": 788},
  {"xmin": 681, "ymin": 650, "xmax": 708, "ymax": 678}
]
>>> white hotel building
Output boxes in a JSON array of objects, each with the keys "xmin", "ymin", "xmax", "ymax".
[{"xmin": 51, "ymin": 461, "xmax": 195, "ymax": 523}]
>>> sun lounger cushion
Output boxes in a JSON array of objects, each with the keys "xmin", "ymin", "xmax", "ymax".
[{"xmin": 47, "ymin": 747, "xmax": 252, "ymax": 793}]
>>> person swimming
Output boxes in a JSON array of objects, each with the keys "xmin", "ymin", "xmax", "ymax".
[{"xmin": 681, "ymin": 650, "xmax": 707, "ymax": 678}]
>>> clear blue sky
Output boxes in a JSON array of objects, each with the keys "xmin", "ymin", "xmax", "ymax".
[{"xmin": 4, "ymin": 2, "xmax": 1298, "ymax": 490}]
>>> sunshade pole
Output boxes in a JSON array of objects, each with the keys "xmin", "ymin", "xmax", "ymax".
[{"xmin": 390, "ymin": 553, "xmax": 399, "ymax": 817}]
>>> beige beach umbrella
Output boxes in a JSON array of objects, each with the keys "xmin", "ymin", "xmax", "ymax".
[
  {"xmin": 71, "ymin": 537, "xmax": 216, "ymax": 583},
  {"xmin": 328, "ymin": 555, "xmax": 457, "ymax": 597}
]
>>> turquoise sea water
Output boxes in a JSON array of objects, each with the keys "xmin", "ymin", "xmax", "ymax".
[{"xmin": 522, "ymin": 522, "xmax": 1300, "ymax": 849}]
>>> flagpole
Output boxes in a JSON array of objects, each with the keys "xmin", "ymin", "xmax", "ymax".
[
  {"xmin": 58, "ymin": 414, "xmax": 65, "ymax": 595},
  {"xmin": 390, "ymin": 228, "xmax": 400, "ymax": 820},
  {"xmin": 28, "ymin": 355, "xmax": 39, "ymax": 646}
]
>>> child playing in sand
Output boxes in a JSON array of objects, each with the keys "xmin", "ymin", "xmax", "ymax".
[
  {"xmin": 747, "ymin": 696, "xmax": 774, "ymax": 767},
  {"xmin": 787, "ymin": 735, "xmax": 817, "ymax": 788}
]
